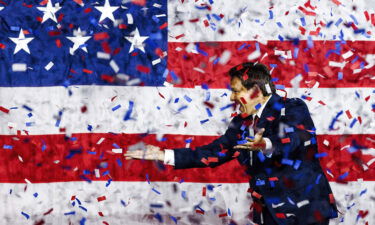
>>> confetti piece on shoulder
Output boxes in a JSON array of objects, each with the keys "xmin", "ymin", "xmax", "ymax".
[{"xmin": 97, "ymin": 196, "xmax": 106, "ymax": 202}]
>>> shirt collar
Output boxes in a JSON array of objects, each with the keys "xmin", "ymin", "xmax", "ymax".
[{"xmin": 254, "ymin": 95, "xmax": 272, "ymax": 118}]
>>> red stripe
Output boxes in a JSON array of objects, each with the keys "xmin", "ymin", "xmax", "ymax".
[
  {"xmin": 0, "ymin": 133, "xmax": 373, "ymax": 183},
  {"xmin": 168, "ymin": 41, "xmax": 374, "ymax": 88}
]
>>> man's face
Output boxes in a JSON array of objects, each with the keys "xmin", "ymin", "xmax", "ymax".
[{"xmin": 230, "ymin": 76, "xmax": 262, "ymax": 115}]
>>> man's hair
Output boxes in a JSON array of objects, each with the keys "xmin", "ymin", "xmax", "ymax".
[{"xmin": 228, "ymin": 62, "xmax": 276, "ymax": 96}]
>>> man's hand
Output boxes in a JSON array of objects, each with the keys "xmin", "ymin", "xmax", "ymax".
[
  {"xmin": 234, "ymin": 128, "xmax": 266, "ymax": 150},
  {"xmin": 124, "ymin": 144, "xmax": 165, "ymax": 161}
]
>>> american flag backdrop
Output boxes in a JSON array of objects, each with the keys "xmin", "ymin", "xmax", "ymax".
[{"xmin": 0, "ymin": 0, "xmax": 374, "ymax": 224}]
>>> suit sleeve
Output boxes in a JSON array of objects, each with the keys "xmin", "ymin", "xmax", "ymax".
[
  {"xmin": 265, "ymin": 98, "xmax": 316, "ymax": 156},
  {"xmin": 173, "ymin": 118, "xmax": 239, "ymax": 169}
]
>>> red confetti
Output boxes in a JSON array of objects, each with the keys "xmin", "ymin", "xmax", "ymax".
[
  {"xmin": 318, "ymin": 100, "xmax": 326, "ymax": 105},
  {"xmin": 207, "ymin": 157, "xmax": 218, "ymax": 163},
  {"xmin": 94, "ymin": 32, "xmax": 110, "ymax": 41},
  {"xmin": 113, "ymin": 47, "xmax": 121, "ymax": 55},
  {"xmin": 364, "ymin": 11, "xmax": 370, "ymax": 21},
  {"xmin": 159, "ymin": 22, "xmax": 168, "ymax": 30},
  {"xmin": 36, "ymin": 16, "xmax": 43, "ymax": 22},
  {"xmin": 55, "ymin": 39, "xmax": 62, "ymax": 48},
  {"xmin": 250, "ymin": 88, "xmax": 260, "ymax": 99},
  {"xmin": 131, "ymin": 51, "xmax": 138, "ymax": 56},
  {"xmin": 357, "ymin": 116, "xmax": 362, "ymax": 124},
  {"xmin": 203, "ymin": 19, "xmax": 209, "ymax": 27},
  {"xmin": 329, "ymin": 193, "xmax": 335, "ymax": 203},
  {"xmin": 365, "ymin": 95, "xmax": 370, "ymax": 102},
  {"xmin": 201, "ymin": 158, "xmax": 209, "ymax": 166},
  {"xmin": 174, "ymin": 21, "xmax": 184, "ymax": 26},
  {"xmin": 189, "ymin": 18, "xmax": 199, "ymax": 23},
  {"xmin": 40, "ymin": 0, "xmax": 48, "ymax": 5},
  {"xmin": 131, "ymin": 0, "xmax": 146, "ymax": 6},
  {"xmin": 309, "ymin": 27, "xmax": 321, "ymax": 36},
  {"xmin": 345, "ymin": 110, "xmax": 352, "ymax": 119},
  {"xmin": 266, "ymin": 116, "xmax": 275, "ymax": 121},
  {"xmin": 232, "ymin": 151, "xmax": 240, "ymax": 158},
  {"xmin": 158, "ymin": 92, "xmax": 165, "ymax": 99},
  {"xmin": 0, "ymin": 106, "xmax": 9, "ymax": 114},
  {"xmin": 358, "ymin": 210, "xmax": 369, "ymax": 218},
  {"xmin": 71, "ymin": 195, "xmax": 76, "ymax": 200},
  {"xmin": 82, "ymin": 69, "xmax": 93, "ymax": 74},
  {"xmin": 202, "ymin": 187, "xmax": 206, "ymax": 196},
  {"xmin": 195, "ymin": 210, "xmax": 205, "ymax": 215},
  {"xmin": 81, "ymin": 106, "xmax": 87, "ymax": 113},
  {"xmin": 231, "ymin": 112, "xmax": 238, "ymax": 117},
  {"xmin": 281, "ymin": 138, "xmax": 291, "ymax": 144},
  {"xmin": 0, "ymin": 43, "xmax": 5, "ymax": 49},
  {"xmin": 298, "ymin": 6, "xmax": 316, "ymax": 16},
  {"xmin": 48, "ymin": 31, "xmax": 61, "ymax": 36},
  {"xmin": 240, "ymin": 97, "xmax": 247, "ymax": 104},
  {"xmin": 184, "ymin": 121, "xmax": 188, "ymax": 127},
  {"xmin": 84, "ymin": 7, "xmax": 92, "ymax": 13},
  {"xmin": 103, "ymin": 222, "xmax": 109, "ymax": 225},
  {"xmin": 57, "ymin": 13, "xmax": 64, "ymax": 22},
  {"xmin": 101, "ymin": 42, "xmax": 111, "ymax": 53},
  {"xmin": 251, "ymin": 191, "xmax": 262, "ymax": 199},
  {"xmin": 73, "ymin": 0, "xmax": 83, "ymax": 5},
  {"xmin": 119, "ymin": 24, "xmax": 127, "ymax": 29},
  {"xmin": 204, "ymin": 101, "xmax": 214, "ymax": 109},
  {"xmin": 97, "ymin": 196, "xmax": 106, "ymax": 202},
  {"xmin": 276, "ymin": 213, "xmax": 286, "ymax": 219},
  {"xmin": 218, "ymin": 213, "xmax": 228, "ymax": 217},
  {"xmin": 240, "ymin": 113, "xmax": 250, "ymax": 118},
  {"xmin": 136, "ymin": 65, "xmax": 150, "ymax": 74},
  {"xmin": 101, "ymin": 74, "xmax": 114, "ymax": 83},
  {"xmin": 269, "ymin": 177, "xmax": 279, "ymax": 181},
  {"xmin": 175, "ymin": 34, "xmax": 185, "ymax": 39},
  {"xmin": 299, "ymin": 26, "xmax": 306, "ymax": 35},
  {"xmin": 43, "ymin": 208, "xmax": 54, "ymax": 216},
  {"xmin": 332, "ymin": 0, "xmax": 342, "ymax": 6},
  {"xmin": 22, "ymin": 3, "xmax": 33, "ymax": 8},
  {"xmin": 98, "ymin": 212, "xmax": 104, "ymax": 217}
]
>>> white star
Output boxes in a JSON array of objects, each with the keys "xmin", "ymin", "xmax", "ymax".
[
  {"xmin": 66, "ymin": 28, "xmax": 91, "ymax": 54},
  {"xmin": 125, "ymin": 28, "xmax": 149, "ymax": 53},
  {"xmin": 95, "ymin": 0, "xmax": 119, "ymax": 23},
  {"xmin": 36, "ymin": 0, "xmax": 61, "ymax": 23},
  {"xmin": 9, "ymin": 29, "xmax": 34, "ymax": 54}
]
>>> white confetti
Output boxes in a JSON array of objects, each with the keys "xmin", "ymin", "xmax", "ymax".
[
  {"xmin": 152, "ymin": 58, "xmax": 161, "ymax": 65},
  {"xmin": 296, "ymin": 200, "xmax": 309, "ymax": 208},
  {"xmin": 247, "ymin": 50, "xmax": 261, "ymax": 60},
  {"xmin": 112, "ymin": 149, "xmax": 123, "ymax": 153},
  {"xmin": 323, "ymin": 140, "xmax": 330, "ymax": 146},
  {"xmin": 45, "ymin": 61, "xmax": 54, "ymax": 71},
  {"xmin": 24, "ymin": 178, "xmax": 32, "ymax": 184},
  {"xmin": 95, "ymin": 169, "xmax": 100, "ymax": 178},
  {"xmin": 97, "ymin": 137, "xmax": 105, "ymax": 145},
  {"xmin": 342, "ymin": 51, "xmax": 353, "ymax": 59},
  {"xmin": 97, "ymin": 52, "xmax": 111, "ymax": 59},
  {"xmin": 12, "ymin": 63, "xmax": 27, "ymax": 72},
  {"xmin": 219, "ymin": 50, "xmax": 231, "ymax": 65},
  {"xmin": 126, "ymin": 13, "xmax": 133, "ymax": 24},
  {"xmin": 110, "ymin": 60, "xmax": 119, "ymax": 73}
]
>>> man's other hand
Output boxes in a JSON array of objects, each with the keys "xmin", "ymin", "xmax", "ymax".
[
  {"xmin": 124, "ymin": 144, "xmax": 165, "ymax": 161},
  {"xmin": 234, "ymin": 128, "xmax": 266, "ymax": 150}
]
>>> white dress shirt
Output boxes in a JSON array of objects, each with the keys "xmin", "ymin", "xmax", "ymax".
[{"xmin": 164, "ymin": 96, "xmax": 273, "ymax": 166}]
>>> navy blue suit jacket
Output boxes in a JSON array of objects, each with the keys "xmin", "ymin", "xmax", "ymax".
[{"xmin": 173, "ymin": 94, "xmax": 338, "ymax": 225}]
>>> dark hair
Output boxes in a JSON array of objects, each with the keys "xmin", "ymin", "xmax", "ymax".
[{"xmin": 228, "ymin": 62, "xmax": 276, "ymax": 96}]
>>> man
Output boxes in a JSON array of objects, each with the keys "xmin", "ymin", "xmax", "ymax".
[{"xmin": 125, "ymin": 62, "xmax": 338, "ymax": 225}]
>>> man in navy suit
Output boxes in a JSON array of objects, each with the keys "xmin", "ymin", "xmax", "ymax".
[{"xmin": 125, "ymin": 62, "xmax": 338, "ymax": 225}]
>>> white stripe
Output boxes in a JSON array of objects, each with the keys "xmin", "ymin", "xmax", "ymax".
[
  {"xmin": 0, "ymin": 181, "xmax": 373, "ymax": 224},
  {"xmin": 168, "ymin": 0, "xmax": 374, "ymax": 42},
  {"xmin": 0, "ymin": 86, "xmax": 373, "ymax": 135}
]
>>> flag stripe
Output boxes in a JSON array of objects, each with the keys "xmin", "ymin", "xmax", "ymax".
[
  {"xmin": 0, "ymin": 86, "xmax": 373, "ymax": 135},
  {"xmin": 0, "ymin": 133, "xmax": 373, "ymax": 183},
  {"xmin": 168, "ymin": 0, "xmax": 374, "ymax": 42},
  {"xmin": 0, "ymin": 181, "xmax": 373, "ymax": 224},
  {"xmin": 167, "ymin": 41, "xmax": 375, "ymax": 88}
]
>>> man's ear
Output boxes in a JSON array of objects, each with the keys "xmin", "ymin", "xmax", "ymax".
[{"xmin": 249, "ymin": 85, "xmax": 261, "ymax": 99}]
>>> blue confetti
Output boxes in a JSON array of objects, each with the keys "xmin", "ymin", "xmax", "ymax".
[
  {"xmin": 335, "ymin": 18, "xmax": 343, "ymax": 27},
  {"xmin": 349, "ymin": 118, "xmax": 357, "ymax": 128},
  {"xmin": 150, "ymin": 204, "xmax": 163, "ymax": 208},
  {"xmin": 285, "ymin": 127, "xmax": 294, "ymax": 133},
  {"xmin": 315, "ymin": 174, "xmax": 322, "ymax": 184},
  {"xmin": 338, "ymin": 171, "xmax": 349, "ymax": 180},
  {"xmin": 146, "ymin": 174, "xmax": 151, "ymax": 184},
  {"xmin": 275, "ymin": 85, "xmax": 285, "ymax": 90},
  {"xmin": 300, "ymin": 17, "xmax": 306, "ymax": 26},
  {"xmin": 33, "ymin": 192, "xmax": 38, "ymax": 198},
  {"xmin": 112, "ymin": 104, "xmax": 121, "ymax": 111},
  {"xmin": 79, "ymin": 217, "xmax": 86, "ymax": 225},
  {"xmin": 256, "ymin": 179, "xmax": 265, "ymax": 186},
  {"xmin": 200, "ymin": 119, "xmax": 209, "ymax": 124},
  {"xmin": 174, "ymin": 98, "xmax": 179, "ymax": 103},
  {"xmin": 294, "ymin": 48, "xmax": 299, "ymax": 58},
  {"xmin": 181, "ymin": 191, "xmax": 187, "ymax": 200},
  {"xmin": 123, "ymin": 101, "xmax": 134, "ymax": 121},
  {"xmin": 270, "ymin": 64, "xmax": 278, "ymax": 68},
  {"xmin": 152, "ymin": 187, "xmax": 161, "ymax": 195},
  {"xmin": 255, "ymin": 103, "xmax": 262, "ymax": 110},
  {"xmin": 3, "ymin": 145, "xmax": 13, "ymax": 149},
  {"xmin": 154, "ymin": 213, "xmax": 163, "ymax": 223},
  {"xmin": 64, "ymin": 211, "xmax": 76, "ymax": 216},
  {"xmin": 22, "ymin": 105, "xmax": 33, "ymax": 111},
  {"xmin": 329, "ymin": 110, "xmax": 343, "ymax": 130},
  {"xmin": 281, "ymin": 158, "xmax": 294, "ymax": 166},
  {"xmin": 87, "ymin": 124, "xmax": 92, "ymax": 131},
  {"xmin": 184, "ymin": 95, "xmax": 192, "ymax": 102},
  {"xmin": 293, "ymin": 160, "xmax": 301, "ymax": 170},
  {"xmin": 278, "ymin": 35, "xmax": 284, "ymax": 41},
  {"xmin": 177, "ymin": 105, "xmax": 188, "ymax": 112},
  {"xmin": 106, "ymin": 179, "xmax": 112, "ymax": 187},
  {"xmin": 185, "ymin": 138, "xmax": 193, "ymax": 143},
  {"xmin": 269, "ymin": 11, "xmax": 273, "ymax": 19},
  {"xmin": 79, "ymin": 206, "xmax": 87, "ymax": 212},
  {"xmin": 255, "ymin": 42, "xmax": 260, "ymax": 51},
  {"xmin": 121, "ymin": 200, "xmax": 127, "ymax": 206},
  {"xmin": 213, "ymin": 57, "xmax": 220, "ymax": 64},
  {"xmin": 315, "ymin": 152, "xmax": 328, "ymax": 158},
  {"xmin": 350, "ymin": 14, "xmax": 358, "ymax": 25},
  {"xmin": 220, "ymin": 103, "xmax": 233, "ymax": 111},
  {"xmin": 206, "ymin": 108, "xmax": 213, "ymax": 117},
  {"xmin": 21, "ymin": 212, "xmax": 30, "ymax": 219},
  {"xmin": 237, "ymin": 140, "xmax": 247, "ymax": 145},
  {"xmin": 257, "ymin": 151, "xmax": 266, "ymax": 162},
  {"xmin": 170, "ymin": 216, "xmax": 178, "ymax": 224},
  {"xmin": 359, "ymin": 189, "xmax": 367, "ymax": 196},
  {"xmin": 116, "ymin": 158, "xmax": 122, "ymax": 167},
  {"xmin": 276, "ymin": 22, "xmax": 283, "ymax": 28},
  {"xmin": 238, "ymin": 43, "xmax": 247, "ymax": 51},
  {"xmin": 27, "ymin": 112, "xmax": 33, "ymax": 117},
  {"xmin": 271, "ymin": 77, "xmax": 279, "ymax": 82},
  {"xmin": 338, "ymin": 72, "xmax": 343, "ymax": 80}
]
